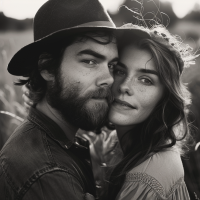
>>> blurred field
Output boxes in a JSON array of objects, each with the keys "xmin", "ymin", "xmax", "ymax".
[
  {"xmin": 0, "ymin": 30, "xmax": 33, "ymax": 100},
  {"xmin": 0, "ymin": 30, "xmax": 32, "ymax": 148}
]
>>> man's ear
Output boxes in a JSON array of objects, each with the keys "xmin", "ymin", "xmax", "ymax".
[{"xmin": 40, "ymin": 70, "xmax": 55, "ymax": 81}]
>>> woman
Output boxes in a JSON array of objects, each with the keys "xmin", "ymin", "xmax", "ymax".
[
  {"xmin": 23, "ymin": 24, "xmax": 197, "ymax": 199},
  {"xmin": 102, "ymin": 24, "xmax": 196, "ymax": 199}
]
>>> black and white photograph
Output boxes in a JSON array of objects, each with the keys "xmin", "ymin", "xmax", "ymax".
[{"xmin": 0, "ymin": 0, "xmax": 200, "ymax": 199}]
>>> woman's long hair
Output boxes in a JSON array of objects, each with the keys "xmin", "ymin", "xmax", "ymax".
[{"xmin": 105, "ymin": 26, "xmax": 195, "ymax": 199}]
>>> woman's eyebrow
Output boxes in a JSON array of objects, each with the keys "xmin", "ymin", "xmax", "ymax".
[
  {"xmin": 117, "ymin": 61, "xmax": 127, "ymax": 68},
  {"xmin": 110, "ymin": 57, "xmax": 119, "ymax": 63},
  {"xmin": 138, "ymin": 68, "xmax": 158, "ymax": 76},
  {"xmin": 117, "ymin": 62, "xmax": 158, "ymax": 76}
]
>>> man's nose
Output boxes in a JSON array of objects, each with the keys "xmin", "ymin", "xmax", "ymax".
[{"xmin": 96, "ymin": 65, "xmax": 114, "ymax": 87}]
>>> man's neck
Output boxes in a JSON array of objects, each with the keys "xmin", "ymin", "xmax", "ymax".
[{"xmin": 36, "ymin": 97, "xmax": 78, "ymax": 141}]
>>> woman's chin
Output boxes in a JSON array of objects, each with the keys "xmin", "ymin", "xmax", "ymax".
[
  {"xmin": 108, "ymin": 109, "xmax": 130, "ymax": 126},
  {"xmin": 108, "ymin": 107, "xmax": 145, "ymax": 126}
]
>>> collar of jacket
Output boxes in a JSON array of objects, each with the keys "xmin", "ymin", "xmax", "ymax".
[{"xmin": 28, "ymin": 107, "xmax": 89, "ymax": 150}]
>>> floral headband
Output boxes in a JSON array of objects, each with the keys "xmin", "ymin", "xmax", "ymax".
[
  {"xmin": 153, "ymin": 28, "xmax": 199, "ymax": 68},
  {"xmin": 119, "ymin": 24, "xmax": 199, "ymax": 69}
]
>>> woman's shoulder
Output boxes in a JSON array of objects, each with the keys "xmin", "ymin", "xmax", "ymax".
[
  {"xmin": 125, "ymin": 148, "xmax": 186, "ymax": 197},
  {"xmin": 130, "ymin": 148, "xmax": 183, "ymax": 176}
]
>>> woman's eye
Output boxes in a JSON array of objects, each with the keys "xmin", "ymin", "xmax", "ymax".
[
  {"xmin": 140, "ymin": 78, "xmax": 152, "ymax": 85},
  {"xmin": 114, "ymin": 69, "xmax": 126, "ymax": 76},
  {"xmin": 83, "ymin": 60, "xmax": 97, "ymax": 65}
]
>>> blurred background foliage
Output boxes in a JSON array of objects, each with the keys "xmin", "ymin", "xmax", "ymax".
[{"xmin": 0, "ymin": 0, "xmax": 200, "ymax": 198}]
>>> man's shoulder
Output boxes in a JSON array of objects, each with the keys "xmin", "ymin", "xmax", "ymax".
[
  {"xmin": 0, "ymin": 118, "xmax": 46, "ymax": 165},
  {"xmin": 0, "ymin": 119, "xmax": 48, "ymax": 180},
  {"xmin": 0, "ymin": 119, "xmax": 81, "ymax": 194}
]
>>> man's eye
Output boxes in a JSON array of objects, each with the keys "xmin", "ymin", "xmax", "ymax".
[
  {"xmin": 83, "ymin": 60, "xmax": 97, "ymax": 65},
  {"xmin": 140, "ymin": 78, "xmax": 152, "ymax": 85}
]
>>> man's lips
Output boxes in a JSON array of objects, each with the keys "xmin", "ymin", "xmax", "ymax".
[
  {"xmin": 91, "ymin": 97, "xmax": 107, "ymax": 103},
  {"xmin": 92, "ymin": 97, "xmax": 106, "ymax": 99},
  {"xmin": 114, "ymin": 98, "xmax": 136, "ymax": 109}
]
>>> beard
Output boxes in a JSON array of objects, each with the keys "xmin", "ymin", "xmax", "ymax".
[{"xmin": 46, "ymin": 72, "xmax": 113, "ymax": 131}]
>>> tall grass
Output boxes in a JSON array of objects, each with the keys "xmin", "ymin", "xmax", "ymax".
[{"xmin": 0, "ymin": 30, "xmax": 32, "ymax": 148}]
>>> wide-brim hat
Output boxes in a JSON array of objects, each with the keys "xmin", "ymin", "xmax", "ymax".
[{"xmin": 8, "ymin": 0, "xmax": 116, "ymax": 76}]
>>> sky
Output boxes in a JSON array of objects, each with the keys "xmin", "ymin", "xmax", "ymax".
[
  {"xmin": 0, "ymin": 0, "xmax": 200, "ymax": 20},
  {"xmin": 160, "ymin": 0, "xmax": 200, "ymax": 18}
]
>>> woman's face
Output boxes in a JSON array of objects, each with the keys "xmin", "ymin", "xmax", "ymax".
[{"xmin": 109, "ymin": 44, "xmax": 165, "ymax": 126}]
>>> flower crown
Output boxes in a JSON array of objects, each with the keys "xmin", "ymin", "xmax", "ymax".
[
  {"xmin": 120, "ymin": 23, "xmax": 199, "ymax": 69},
  {"xmin": 152, "ymin": 28, "xmax": 199, "ymax": 68}
]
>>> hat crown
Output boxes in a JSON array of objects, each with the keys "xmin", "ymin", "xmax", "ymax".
[{"xmin": 34, "ymin": 0, "xmax": 114, "ymax": 41}]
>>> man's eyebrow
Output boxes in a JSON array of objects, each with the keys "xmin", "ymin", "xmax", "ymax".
[
  {"xmin": 138, "ymin": 68, "xmax": 158, "ymax": 76},
  {"xmin": 77, "ymin": 49, "xmax": 106, "ymax": 59}
]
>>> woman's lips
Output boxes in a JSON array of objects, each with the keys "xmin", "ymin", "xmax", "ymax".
[{"xmin": 114, "ymin": 98, "xmax": 136, "ymax": 109}]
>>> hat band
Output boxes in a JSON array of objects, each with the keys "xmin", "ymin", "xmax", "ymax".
[{"xmin": 74, "ymin": 21, "xmax": 116, "ymax": 28}]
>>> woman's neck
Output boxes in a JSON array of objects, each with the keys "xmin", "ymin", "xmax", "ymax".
[
  {"xmin": 115, "ymin": 124, "xmax": 137, "ymax": 155},
  {"xmin": 115, "ymin": 125, "xmax": 135, "ymax": 140}
]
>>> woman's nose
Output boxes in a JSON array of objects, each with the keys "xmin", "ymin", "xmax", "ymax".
[{"xmin": 118, "ymin": 78, "xmax": 134, "ymax": 96}]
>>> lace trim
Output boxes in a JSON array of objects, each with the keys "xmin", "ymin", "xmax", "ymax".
[
  {"xmin": 167, "ymin": 177, "xmax": 184, "ymax": 195},
  {"xmin": 125, "ymin": 172, "xmax": 184, "ymax": 198}
]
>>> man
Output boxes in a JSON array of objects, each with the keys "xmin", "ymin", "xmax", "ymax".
[{"xmin": 0, "ymin": 0, "xmax": 118, "ymax": 199}]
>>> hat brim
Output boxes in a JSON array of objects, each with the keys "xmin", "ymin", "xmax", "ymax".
[
  {"xmin": 8, "ymin": 26, "xmax": 116, "ymax": 76},
  {"xmin": 8, "ymin": 25, "xmax": 150, "ymax": 76}
]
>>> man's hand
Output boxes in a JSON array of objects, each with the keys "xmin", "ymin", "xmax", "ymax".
[
  {"xmin": 22, "ymin": 84, "xmax": 34, "ymax": 112},
  {"xmin": 79, "ymin": 130, "xmax": 118, "ymax": 183},
  {"xmin": 90, "ymin": 130, "xmax": 118, "ymax": 165}
]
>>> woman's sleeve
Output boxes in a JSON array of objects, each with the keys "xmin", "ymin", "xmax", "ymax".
[
  {"xmin": 116, "ymin": 179, "xmax": 159, "ymax": 200},
  {"xmin": 116, "ymin": 173, "xmax": 191, "ymax": 200}
]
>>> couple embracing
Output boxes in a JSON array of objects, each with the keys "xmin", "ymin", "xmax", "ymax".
[{"xmin": 0, "ymin": 0, "xmax": 196, "ymax": 199}]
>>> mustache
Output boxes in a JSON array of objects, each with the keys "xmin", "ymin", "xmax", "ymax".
[{"xmin": 86, "ymin": 87, "xmax": 114, "ymax": 103}]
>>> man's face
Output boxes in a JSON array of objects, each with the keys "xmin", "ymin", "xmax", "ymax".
[{"xmin": 46, "ymin": 36, "xmax": 118, "ymax": 130}]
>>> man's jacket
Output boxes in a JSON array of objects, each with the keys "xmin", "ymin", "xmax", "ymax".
[{"xmin": 0, "ymin": 107, "xmax": 96, "ymax": 200}]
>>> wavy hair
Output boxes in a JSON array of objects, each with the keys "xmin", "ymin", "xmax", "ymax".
[
  {"xmin": 105, "ymin": 25, "xmax": 195, "ymax": 200},
  {"xmin": 15, "ymin": 30, "xmax": 116, "ymax": 104}
]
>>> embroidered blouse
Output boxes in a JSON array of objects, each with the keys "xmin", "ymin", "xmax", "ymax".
[{"xmin": 115, "ymin": 149, "xmax": 190, "ymax": 200}]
